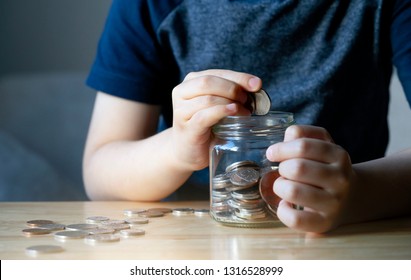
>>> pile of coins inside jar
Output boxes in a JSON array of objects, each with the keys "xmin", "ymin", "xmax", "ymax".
[{"xmin": 211, "ymin": 160, "xmax": 280, "ymax": 224}]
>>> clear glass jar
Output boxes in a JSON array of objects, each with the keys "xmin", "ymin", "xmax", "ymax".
[{"xmin": 209, "ymin": 111, "xmax": 294, "ymax": 228}]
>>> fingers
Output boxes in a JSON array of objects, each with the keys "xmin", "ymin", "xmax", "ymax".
[
  {"xmin": 169, "ymin": 69, "xmax": 262, "ymax": 172},
  {"xmin": 183, "ymin": 69, "xmax": 262, "ymax": 92},
  {"xmin": 173, "ymin": 69, "xmax": 262, "ymax": 133},
  {"xmin": 265, "ymin": 124, "xmax": 353, "ymax": 233},
  {"xmin": 277, "ymin": 158, "xmax": 349, "ymax": 193},
  {"xmin": 174, "ymin": 70, "xmax": 262, "ymax": 110},
  {"xmin": 174, "ymin": 75, "xmax": 247, "ymax": 104},
  {"xmin": 174, "ymin": 94, "xmax": 249, "ymax": 123},
  {"xmin": 266, "ymin": 132, "xmax": 352, "ymax": 193},
  {"xmin": 267, "ymin": 137, "xmax": 345, "ymax": 163},
  {"xmin": 273, "ymin": 177, "xmax": 337, "ymax": 213},
  {"xmin": 183, "ymin": 103, "xmax": 239, "ymax": 136},
  {"xmin": 283, "ymin": 125, "xmax": 334, "ymax": 142},
  {"xmin": 276, "ymin": 200, "xmax": 335, "ymax": 233}
]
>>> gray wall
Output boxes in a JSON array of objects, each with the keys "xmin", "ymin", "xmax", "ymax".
[
  {"xmin": 387, "ymin": 72, "xmax": 411, "ymax": 155},
  {"xmin": 0, "ymin": 0, "xmax": 112, "ymax": 76},
  {"xmin": 0, "ymin": 1, "xmax": 112, "ymax": 201}
]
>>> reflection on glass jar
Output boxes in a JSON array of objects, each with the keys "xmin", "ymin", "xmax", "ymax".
[{"xmin": 209, "ymin": 111, "xmax": 294, "ymax": 228}]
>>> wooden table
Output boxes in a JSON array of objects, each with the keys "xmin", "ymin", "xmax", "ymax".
[{"xmin": 1, "ymin": 201, "xmax": 411, "ymax": 260}]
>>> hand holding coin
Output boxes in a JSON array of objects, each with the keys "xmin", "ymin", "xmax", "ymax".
[{"xmin": 259, "ymin": 168, "xmax": 282, "ymax": 214}]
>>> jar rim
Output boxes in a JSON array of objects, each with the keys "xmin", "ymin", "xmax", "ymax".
[
  {"xmin": 213, "ymin": 111, "xmax": 295, "ymax": 139},
  {"xmin": 220, "ymin": 111, "xmax": 294, "ymax": 122}
]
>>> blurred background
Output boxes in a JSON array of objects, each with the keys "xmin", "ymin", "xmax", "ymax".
[
  {"xmin": 0, "ymin": 0, "xmax": 111, "ymax": 201},
  {"xmin": 0, "ymin": 1, "xmax": 410, "ymax": 201}
]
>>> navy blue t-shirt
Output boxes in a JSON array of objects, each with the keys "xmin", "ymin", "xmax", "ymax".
[{"xmin": 87, "ymin": 0, "xmax": 411, "ymax": 193}]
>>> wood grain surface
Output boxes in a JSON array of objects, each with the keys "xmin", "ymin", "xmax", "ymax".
[{"xmin": 1, "ymin": 201, "xmax": 411, "ymax": 260}]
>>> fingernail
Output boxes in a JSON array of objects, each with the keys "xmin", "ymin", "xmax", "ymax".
[
  {"xmin": 266, "ymin": 146, "xmax": 274, "ymax": 159},
  {"xmin": 226, "ymin": 103, "xmax": 237, "ymax": 113},
  {"xmin": 248, "ymin": 77, "xmax": 261, "ymax": 90}
]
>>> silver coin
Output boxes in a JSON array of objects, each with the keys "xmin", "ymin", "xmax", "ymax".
[
  {"xmin": 100, "ymin": 219, "xmax": 126, "ymax": 225},
  {"xmin": 225, "ymin": 184, "xmax": 253, "ymax": 192},
  {"xmin": 212, "ymin": 173, "xmax": 231, "ymax": 189},
  {"xmin": 26, "ymin": 219, "xmax": 55, "ymax": 228},
  {"xmin": 25, "ymin": 245, "xmax": 64, "ymax": 256},
  {"xmin": 123, "ymin": 208, "xmax": 147, "ymax": 216},
  {"xmin": 99, "ymin": 223, "xmax": 130, "ymax": 231},
  {"xmin": 211, "ymin": 205, "xmax": 231, "ymax": 214},
  {"xmin": 86, "ymin": 216, "xmax": 110, "ymax": 224},
  {"xmin": 66, "ymin": 223, "xmax": 98, "ymax": 231},
  {"xmin": 212, "ymin": 196, "xmax": 229, "ymax": 203},
  {"xmin": 54, "ymin": 230, "xmax": 89, "ymax": 241},
  {"xmin": 236, "ymin": 207, "xmax": 266, "ymax": 214},
  {"xmin": 235, "ymin": 212, "xmax": 266, "ymax": 220},
  {"xmin": 212, "ymin": 201, "xmax": 229, "ymax": 208},
  {"xmin": 147, "ymin": 208, "xmax": 173, "ymax": 214},
  {"xmin": 120, "ymin": 229, "xmax": 145, "ymax": 237},
  {"xmin": 227, "ymin": 199, "xmax": 263, "ymax": 210},
  {"xmin": 172, "ymin": 208, "xmax": 194, "ymax": 216},
  {"xmin": 225, "ymin": 160, "xmax": 259, "ymax": 173},
  {"xmin": 85, "ymin": 234, "xmax": 120, "ymax": 244},
  {"xmin": 37, "ymin": 223, "xmax": 66, "ymax": 231},
  {"xmin": 235, "ymin": 209, "xmax": 267, "ymax": 220},
  {"xmin": 125, "ymin": 217, "xmax": 149, "ymax": 224},
  {"xmin": 87, "ymin": 228, "xmax": 116, "ymax": 235},
  {"xmin": 231, "ymin": 189, "xmax": 261, "ymax": 201},
  {"xmin": 230, "ymin": 167, "xmax": 260, "ymax": 187},
  {"xmin": 139, "ymin": 210, "xmax": 164, "ymax": 218},
  {"xmin": 212, "ymin": 188, "xmax": 230, "ymax": 197},
  {"xmin": 249, "ymin": 89, "xmax": 271, "ymax": 115}
]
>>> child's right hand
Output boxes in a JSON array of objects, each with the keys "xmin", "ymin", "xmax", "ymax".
[{"xmin": 170, "ymin": 69, "xmax": 262, "ymax": 172}]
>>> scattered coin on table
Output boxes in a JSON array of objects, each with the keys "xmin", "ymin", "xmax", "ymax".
[
  {"xmin": 84, "ymin": 233, "xmax": 120, "ymax": 244},
  {"xmin": 125, "ymin": 217, "xmax": 149, "ymax": 224},
  {"xmin": 22, "ymin": 207, "xmax": 209, "ymax": 255},
  {"xmin": 54, "ymin": 230, "xmax": 89, "ymax": 241},
  {"xmin": 138, "ymin": 210, "xmax": 164, "ymax": 218},
  {"xmin": 123, "ymin": 208, "xmax": 146, "ymax": 216},
  {"xmin": 87, "ymin": 228, "xmax": 116, "ymax": 235},
  {"xmin": 120, "ymin": 229, "xmax": 145, "ymax": 237},
  {"xmin": 26, "ymin": 219, "xmax": 55, "ymax": 227},
  {"xmin": 66, "ymin": 223, "xmax": 98, "ymax": 231},
  {"xmin": 172, "ymin": 208, "xmax": 195, "ymax": 216},
  {"xmin": 86, "ymin": 216, "xmax": 110, "ymax": 224},
  {"xmin": 37, "ymin": 223, "xmax": 66, "ymax": 231},
  {"xmin": 22, "ymin": 228, "xmax": 51, "ymax": 236},
  {"xmin": 99, "ymin": 223, "xmax": 130, "ymax": 231}
]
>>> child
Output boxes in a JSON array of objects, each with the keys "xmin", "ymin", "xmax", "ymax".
[{"xmin": 83, "ymin": 0, "xmax": 411, "ymax": 232}]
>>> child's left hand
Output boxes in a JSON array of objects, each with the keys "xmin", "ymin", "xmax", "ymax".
[{"xmin": 266, "ymin": 125, "xmax": 356, "ymax": 233}]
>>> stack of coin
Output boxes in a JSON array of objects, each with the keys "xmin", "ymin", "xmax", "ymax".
[
  {"xmin": 22, "ymin": 220, "xmax": 66, "ymax": 236},
  {"xmin": 211, "ymin": 160, "xmax": 278, "ymax": 222}
]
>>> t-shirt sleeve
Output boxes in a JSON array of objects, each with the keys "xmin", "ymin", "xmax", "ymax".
[
  {"xmin": 86, "ymin": 0, "xmax": 179, "ymax": 104},
  {"xmin": 391, "ymin": 0, "xmax": 411, "ymax": 107}
]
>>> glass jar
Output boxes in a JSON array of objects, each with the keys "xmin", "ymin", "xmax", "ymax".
[{"xmin": 209, "ymin": 111, "xmax": 294, "ymax": 227}]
